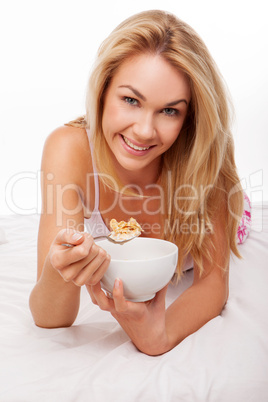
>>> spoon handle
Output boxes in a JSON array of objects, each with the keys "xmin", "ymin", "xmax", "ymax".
[{"xmin": 61, "ymin": 234, "xmax": 110, "ymax": 248}]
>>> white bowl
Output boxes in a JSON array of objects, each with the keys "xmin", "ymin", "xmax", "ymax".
[{"xmin": 98, "ymin": 237, "xmax": 178, "ymax": 302}]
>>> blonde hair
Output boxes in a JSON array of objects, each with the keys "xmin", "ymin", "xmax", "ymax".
[{"xmin": 67, "ymin": 10, "xmax": 244, "ymax": 278}]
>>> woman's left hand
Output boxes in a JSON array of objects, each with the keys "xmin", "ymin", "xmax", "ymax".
[{"xmin": 86, "ymin": 279, "xmax": 169, "ymax": 355}]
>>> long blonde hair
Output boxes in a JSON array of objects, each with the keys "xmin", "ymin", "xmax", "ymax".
[{"xmin": 67, "ymin": 10, "xmax": 244, "ymax": 278}]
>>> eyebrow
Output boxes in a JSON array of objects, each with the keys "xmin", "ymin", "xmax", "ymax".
[{"xmin": 118, "ymin": 85, "xmax": 188, "ymax": 106}]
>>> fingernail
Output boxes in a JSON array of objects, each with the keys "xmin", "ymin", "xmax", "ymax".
[
  {"xmin": 72, "ymin": 232, "xmax": 83, "ymax": 241},
  {"xmin": 114, "ymin": 278, "xmax": 120, "ymax": 289}
]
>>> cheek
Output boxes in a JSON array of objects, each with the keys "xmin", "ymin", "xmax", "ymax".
[
  {"xmin": 102, "ymin": 101, "xmax": 129, "ymax": 130},
  {"xmin": 103, "ymin": 102, "xmax": 116, "ymax": 123},
  {"xmin": 159, "ymin": 121, "xmax": 183, "ymax": 147}
]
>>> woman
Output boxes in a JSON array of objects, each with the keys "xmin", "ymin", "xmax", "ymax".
[{"xmin": 29, "ymin": 10, "xmax": 249, "ymax": 355}]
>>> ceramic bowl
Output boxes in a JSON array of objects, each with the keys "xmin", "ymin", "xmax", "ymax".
[{"xmin": 98, "ymin": 237, "xmax": 178, "ymax": 302}]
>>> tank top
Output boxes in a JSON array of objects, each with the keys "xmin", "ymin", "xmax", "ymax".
[{"xmin": 83, "ymin": 130, "xmax": 110, "ymax": 238}]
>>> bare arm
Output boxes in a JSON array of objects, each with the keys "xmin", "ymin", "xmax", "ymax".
[
  {"xmin": 29, "ymin": 126, "xmax": 110, "ymax": 328},
  {"xmin": 164, "ymin": 263, "xmax": 228, "ymax": 352},
  {"xmin": 163, "ymin": 209, "xmax": 229, "ymax": 352}
]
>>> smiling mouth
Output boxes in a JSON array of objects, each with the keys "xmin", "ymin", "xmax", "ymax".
[{"xmin": 121, "ymin": 135, "xmax": 151, "ymax": 151}]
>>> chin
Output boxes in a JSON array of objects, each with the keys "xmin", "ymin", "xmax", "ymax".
[{"xmin": 119, "ymin": 160, "xmax": 146, "ymax": 172}]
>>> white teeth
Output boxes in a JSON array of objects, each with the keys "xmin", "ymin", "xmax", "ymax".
[{"xmin": 123, "ymin": 136, "xmax": 150, "ymax": 151}]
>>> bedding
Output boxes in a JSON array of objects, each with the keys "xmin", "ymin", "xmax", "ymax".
[
  {"xmin": 0, "ymin": 226, "xmax": 7, "ymax": 245},
  {"xmin": 0, "ymin": 204, "xmax": 268, "ymax": 402}
]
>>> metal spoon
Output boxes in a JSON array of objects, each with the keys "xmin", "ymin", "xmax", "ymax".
[{"xmin": 61, "ymin": 232, "xmax": 139, "ymax": 248}]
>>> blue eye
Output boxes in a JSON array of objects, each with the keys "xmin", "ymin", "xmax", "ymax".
[
  {"xmin": 124, "ymin": 97, "xmax": 138, "ymax": 106},
  {"xmin": 163, "ymin": 108, "xmax": 178, "ymax": 117}
]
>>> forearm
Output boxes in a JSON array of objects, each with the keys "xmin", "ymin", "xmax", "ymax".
[
  {"xmin": 117, "ymin": 311, "xmax": 170, "ymax": 357},
  {"xmin": 135, "ymin": 277, "xmax": 228, "ymax": 356},
  {"xmin": 29, "ymin": 256, "xmax": 81, "ymax": 328},
  {"xmin": 166, "ymin": 279, "xmax": 227, "ymax": 349}
]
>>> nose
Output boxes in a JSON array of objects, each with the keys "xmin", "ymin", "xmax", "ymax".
[{"xmin": 132, "ymin": 111, "xmax": 156, "ymax": 142}]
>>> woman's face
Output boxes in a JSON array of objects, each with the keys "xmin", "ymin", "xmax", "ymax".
[{"xmin": 102, "ymin": 53, "xmax": 191, "ymax": 178}]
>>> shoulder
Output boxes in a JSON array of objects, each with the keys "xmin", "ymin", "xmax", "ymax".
[
  {"xmin": 44, "ymin": 125, "xmax": 89, "ymax": 156},
  {"xmin": 42, "ymin": 125, "xmax": 92, "ymax": 185}
]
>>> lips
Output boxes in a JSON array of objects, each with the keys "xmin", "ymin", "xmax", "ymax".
[{"xmin": 121, "ymin": 135, "xmax": 152, "ymax": 151}]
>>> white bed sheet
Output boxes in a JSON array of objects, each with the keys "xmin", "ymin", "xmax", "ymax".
[{"xmin": 0, "ymin": 205, "xmax": 268, "ymax": 402}]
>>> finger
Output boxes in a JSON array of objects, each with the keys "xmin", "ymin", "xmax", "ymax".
[
  {"xmin": 154, "ymin": 283, "xmax": 169, "ymax": 306},
  {"xmin": 89, "ymin": 282, "xmax": 114, "ymax": 311},
  {"xmin": 58, "ymin": 228, "xmax": 85, "ymax": 247},
  {"xmin": 69, "ymin": 236, "xmax": 108, "ymax": 266},
  {"xmin": 112, "ymin": 278, "xmax": 129, "ymax": 313},
  {"xmin": 51, "ymin": 235, "xmax": 97, "ymax": 272},
  {"xmin": 86, "ymin": 284, "xmax": 98, "ymax": 305},
  {"xmin": 72, "ymin": 252, "xmax": 111, "ymax": 287},
  {"xmin": 84, "ymin": 252, "xmax": 111, "ymax": 285},
  {"xmin": 58, "ymin": 242, "xmax": 101, "ymax": 281},
  {"xmin": 50, "ymin": 229, "xmax": 87, "ymax": 270}
]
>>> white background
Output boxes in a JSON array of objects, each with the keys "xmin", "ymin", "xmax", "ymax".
[{"xmin": 1, "ymin": 0, "xmax": 267, "ymax": 215}]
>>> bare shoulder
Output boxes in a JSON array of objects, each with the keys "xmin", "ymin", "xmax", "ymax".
[
  {"xmin": 44, "ymin": 125, "xmax": 90, "ymax": 160},
  {"xmin": 42, "ymin": 125, "xmax": 92, "ymax": 186}
]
